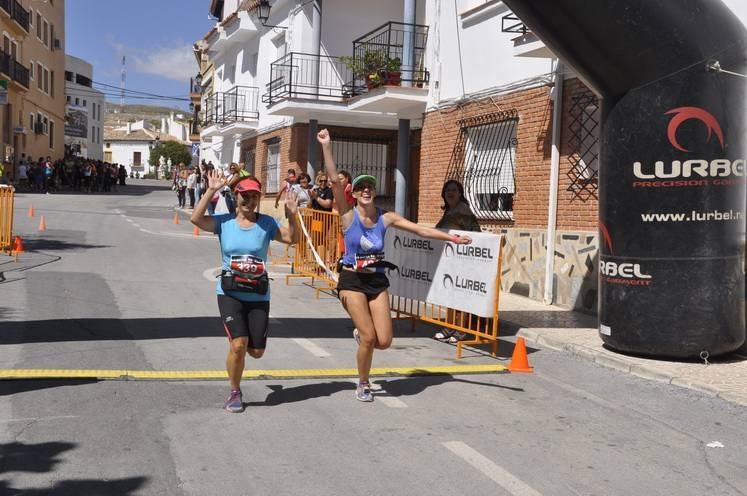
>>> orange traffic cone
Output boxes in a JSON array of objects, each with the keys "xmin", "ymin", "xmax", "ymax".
[
  {"xmin": 38, "ymin": 215, "xmax": 47, "ymax": 232},
  {"xmin": 192, "ymin": 225, "xmax": 200, "ymax": 237},
  {"xmin": 28, "ymin": 204, "xmax": 34, "ymax": 217},
  {"xmin": 507, "ymin": 337, "xmax": 534, "ymax": 373},
  {"xmin": 11, "ymin": 235, "xmax": 25, "ymax": 253},
  {"xmin": 172, "ymin": 212, "xmax": 180, "ymax": 225}
]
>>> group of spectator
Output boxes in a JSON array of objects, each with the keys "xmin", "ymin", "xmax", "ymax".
[{"xmin": 8, "ymin": 154, "xmax": 128, "ymax": 194}]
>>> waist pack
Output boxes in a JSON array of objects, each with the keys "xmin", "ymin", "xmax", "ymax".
[{"xmin": 221, "ymin": 255, "xmax": 269, "ymax": 294}]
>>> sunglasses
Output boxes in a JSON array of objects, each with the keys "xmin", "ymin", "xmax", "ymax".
[{"xmin": 354, "ymin": 183, "xmax": 375, "ymax": 191}]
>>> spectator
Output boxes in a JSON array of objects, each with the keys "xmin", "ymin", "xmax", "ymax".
[
  {"xmin": 310, "ymin": 172, "xmax": 333, "ymax": 212},
  {"xmin": 187, "ymin": 168, "xmax": 198, "ymax": 208}
]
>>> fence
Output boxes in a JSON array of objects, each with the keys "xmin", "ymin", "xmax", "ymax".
[
  {"xmin": 283, "ymin": 207, "xmax": 503, "ymax": 358},
  {"xmin": 0, "ymin": 187, "xmax": 14, "ymax": 253}
]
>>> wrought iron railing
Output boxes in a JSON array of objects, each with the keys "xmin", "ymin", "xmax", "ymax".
[
  {"xmin": 263, "ymin": 53, "xmax": 353, "ymax": 105},
  {"xmin": 1, "ymin": 0, "xmax": 29, "ymax": 32},
  {"xmin": 0, "ymin": 49, "xmax": 29, "ymax": 89},
  {"xmin": 202, "ymin": 86, "xmax": 259, "ymax": 126},
  {"xmin": 501, "ymin": 13, "xmax": 528, "ymax": 35},
  {"xmin": 345, "ymin": 21, "xmax": 429, "ymax": 95},
  {"xmin": 567, "ymin": 92, "xmax": 600, "ymax": 201}
]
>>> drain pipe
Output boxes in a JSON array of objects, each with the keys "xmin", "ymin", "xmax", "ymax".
[{"xmin": 543, "ymin": 59, "xmax": 563, "ymax": 305}]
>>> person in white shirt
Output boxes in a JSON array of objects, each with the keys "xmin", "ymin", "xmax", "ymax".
[{"xmin": 187, "ymin": 168, "xmax": 198, "ymax": 208}]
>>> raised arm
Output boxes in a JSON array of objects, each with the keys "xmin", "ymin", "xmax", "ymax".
[
  {"xmin": 384, "ymin": 211, "xmax": 473, "ymax": 245},
  {"xmin": 317, "ymin": 129, "xmax": 351, "ymax": 217},
  {"xmin": 274, "ymin": 188, "xmax": 300, "ymax": 244},
  {"xmin": 190, "ymin": 169, "xmax": 225, "ymax": 233}
]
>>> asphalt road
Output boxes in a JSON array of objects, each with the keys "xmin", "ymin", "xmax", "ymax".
[{"xmin": 1, "ymin": 181, "xmax": 745, "ymax": 496}]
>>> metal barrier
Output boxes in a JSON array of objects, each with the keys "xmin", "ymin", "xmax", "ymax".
[
  {"xmin": 286, "ymin": 208, "xmax": 343, "ymax": 297},
  {"xmin": 390, "ymin": 246, "xmax": 502, "ymax": 358},
  {"xmin": 289, "ymin": 206, "xmax": 503, "ymax": 358},
  {"xmin": 0, "ymin": 187, "xmax": 15, "ymax": 253}
]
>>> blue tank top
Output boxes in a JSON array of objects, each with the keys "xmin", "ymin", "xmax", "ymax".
[{"xmin": 342, "ymin": 208, "xmax": 387, "ymax": 272}]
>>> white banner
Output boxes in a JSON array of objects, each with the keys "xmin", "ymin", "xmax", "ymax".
[{"xmin": 385, "ymin": 228, "xmax": 502, "ymax": 318}]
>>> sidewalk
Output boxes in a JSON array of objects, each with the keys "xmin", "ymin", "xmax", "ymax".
[{"xmin": 495, "ymin": 292, "xmax": 747, "ymax": 407}]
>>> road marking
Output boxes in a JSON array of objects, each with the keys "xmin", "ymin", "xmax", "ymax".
[
  {"xmin": 126, "ymin": 218, "xmax": 133, "ymax": 223},
  {"xmin": 0, "ymin": 364, "xmax": 507, "ymax": 381},
  {"xmin": 377, "ymin": 396, "xmax": 408, "ymax": 408},
  {"xmin": 202, "ymin": 267, "xmax": 221, "ymax": 282},
  {"xmin": 1, "ymin": 415, "xmax": 79, "ymax": 424},
  {"xmin": 291, "ymin": 338, "xmax": 331, "ymax": 357},
  {"xmin": 443, "ymin": 441, "xmax": 543, "ymax": 496},
  {"xmin": 138, "ymin": 227, "xmax": 216, "ymax": 239}
]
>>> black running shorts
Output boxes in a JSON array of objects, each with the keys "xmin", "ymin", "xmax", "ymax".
[
  {"xmin": 336, "ymin": 270, "xmax": 390, "ymax": 300},
  {"xmin": 217, "ymin": 295, "xmax": 270, "ymax": 349}
]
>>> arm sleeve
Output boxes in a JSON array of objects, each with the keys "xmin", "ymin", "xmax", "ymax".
[{"xmin": 212, "ymin": 214, "xmax": 231, "ymax": 235}]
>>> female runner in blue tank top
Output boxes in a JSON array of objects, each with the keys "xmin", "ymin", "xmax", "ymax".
[
  {"xmin": 191, "ymin": 169, "xmax": 299, "ymax": 413},
  {"xmin": 317, "ymin": 129, "xmax": 474, "ymax": 402}
]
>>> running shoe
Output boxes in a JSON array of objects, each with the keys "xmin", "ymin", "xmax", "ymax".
[
  {"xmin": 356, "ymin": 382, "xmax": 373, "ymax": 402},
  {"xmin": 224, "ymin": 389, "xmax": 244, "ymax": 413},
  {"xmin": 353, "ymin": 328, "xmax": 361, "ymax": 345}
]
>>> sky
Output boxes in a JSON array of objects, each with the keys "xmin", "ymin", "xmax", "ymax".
[{"xmin": 65, "ymin": 0, "xmax": 216, "ymax": 111}]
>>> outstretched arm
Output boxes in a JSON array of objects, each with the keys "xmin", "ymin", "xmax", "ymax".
[
  {"xmin": 384, "ymin": 212, "xmax": 473, "ymax": 245},
  {"xmin": 190, "ymin": 169, "xmax": 226, "ymax": 233},
  {"xmin": 317, "ymin": 129, "xmax": 350, "ymax": 217},
  {"xmin": 275, "ymin": 188, "xmax": 300, "ymax": 245}
]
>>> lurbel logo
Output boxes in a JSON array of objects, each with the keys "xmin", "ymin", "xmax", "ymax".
[
  {"xmin": 600, "ymin": 261, "xmax": 652, "ymax": 286},
  {"xmin": 399, "ymin": 266, "xmax": 433, "ymax": 282},
  {"xmin": 665, "ymin": 107, "xmax": 724, "ymax": 153},
  {"xmin": 442, "ymin": 274, "xmax": 488, "ymax": 294},
  {"xmin": 393, "ymin": 235, "xmax": 434, "ymax": 251},
  {"xmin": 444, "ymin": 243, "xmax": 494, "ymax": 260},
  {"xmin": 631, "ymin": 107, "xmax": 745, "ymax": 187}
]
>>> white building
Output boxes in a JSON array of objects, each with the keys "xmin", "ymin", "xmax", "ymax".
[
  {"xmin": 104, "ymin": 119, "xmax": 195, "ymax": 176},
  {"xmin": 64, "ymin": 55, "xmax": 105, "ymax": 160}
]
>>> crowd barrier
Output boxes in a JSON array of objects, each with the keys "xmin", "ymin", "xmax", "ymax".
[
  {"xmin": 283, "ymin": 207, "xmax": 503, "ymax": 358},
  {"xmin": 0, "ymin": 188, "xmax": 14, "ymax": 254}
]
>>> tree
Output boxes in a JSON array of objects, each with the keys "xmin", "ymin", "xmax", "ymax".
[{"xmin": 148, "ymin": 140, "xmax": 192, "ymax": 168}]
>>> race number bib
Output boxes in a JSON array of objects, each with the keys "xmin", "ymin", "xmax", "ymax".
[
  {"xmin": 355, "ymin": 252, "xmax": 384, "ymax": 270},
  {"xmin": 229, "ymin": 255, "xmax": 266, "ymax": 279}
]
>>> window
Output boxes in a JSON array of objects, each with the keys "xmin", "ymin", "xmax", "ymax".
[
  {"xmin": 29, "ymin": 113, "xmax": 34, "ymax": 130},
  {"xmin": 92, "ymin": 102, "xmax": 96, "ymax": 119},
  {"xmin": 10, "ymin": 41, "xmax": 17, "ymax": 61},
  {"xmin": 133, "ymin": 151, "xmax": 142, "ymax": 166},
  {"xmin": 66, "ymin": 95, "xmax": 70, "ymax": 103},
  {"xmin": 106, "ymin": 142, "xmax": 110, "ymax": 148},
  {"xmin": 36, "ymin": 64, "xmax": 42, "ymax": 90},
  {"xmin": 49, "ymin": 121, "xmax": 54, "ymax": 148},
  {"xmin": 43, "ymin": 20, "xmax": 49, "ymax": 47},
  {"xmin": 265, "ymin": 142, "xmax": 280, "ymax": 193},
  {"xmin": 50, "ymin": 70, "xmax": 54, "ymax": 97},
  {"xmin": 457, "ymin": 111, "xmax": 518, "ymax": 221},
  {"xmin": 43, "ymin": 68, "xmax": 49, "ymax": 93},
  {"xmin": 29, "ymin": 9, "xmax": 33, "ymax": 27},
  {"xmin": 36, "ymin": 13, "xmax": 42, "ymax": 39},
  {"xmin": 75, "ymin": 97, "xmax": 79, "ymax": 106},
  {"xmin": 29, "ymin": 60, "xmax": 34, "ymax": 79},
  {"xmin": 82, "ymin": 99, "xmax": 86, "ymax": 107},
  {"xmin": 65, "ymin": 70, "xmax": 73, "ymax": 82},
  {"xmin": 567, "ymin": 92, "xmax": 600, "ymax": 201},
  {"xmin": 2, "ymin": 35, "xmax": 8, "ymax": 54},
  {"xmin": 42, "ymin": 116, "xmax": 48, "ymax": 134}
]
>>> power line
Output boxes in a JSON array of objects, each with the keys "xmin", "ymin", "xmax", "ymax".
[{"xmin": 92, "ymin": 80, "xmax": 191, "ymax": 100}]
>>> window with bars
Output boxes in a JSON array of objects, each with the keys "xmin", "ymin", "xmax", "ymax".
[
  {"xmin": 567, "ymin": 92, "xmax": 600, "ymax": 201},
  {"xmin": 453, "ymin": 111, "xmax": 518, "ymax": 221},
  {"xmin": 329, "ymin": 137, "xmax": 392, "ymax": 196}
]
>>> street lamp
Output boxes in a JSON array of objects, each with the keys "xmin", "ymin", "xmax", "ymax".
[
  {"xmin": 193, "ymin": 73, "xmax": 203, "ymax": 93},
  {"xmin": 257, "ymin": 0, "xmax": 287, "ymax": 29}
]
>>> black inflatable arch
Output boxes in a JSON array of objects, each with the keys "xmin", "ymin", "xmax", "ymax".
[{"xmin": 503, "ymin": 0, "xmax": 746, "ymax": 357}]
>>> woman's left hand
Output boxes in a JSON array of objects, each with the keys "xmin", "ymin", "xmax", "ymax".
[{"xmin": 284, "ymin": 188, "xmax": 299, "ymax": 215}]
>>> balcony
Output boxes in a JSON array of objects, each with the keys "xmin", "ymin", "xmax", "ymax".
[
  {"xmin": 263, "ymin": 22, "xmax": 430, "ymax": 125},
  {"xmin": 206, "ymin": 10, "xmax": 259, "ymax": 57},
  {"xmin": 0, "ymin": 49, "xmax": 29, "ymax": 90},
  {"xmin": 0, "ymin": 0, "xmax": 29, "ymax": 35},
  {"xmin": 501, "ymin": 13, "xmax": 553, "ymax": 58},
  {"xmin": 201, "ymin": 86, "xmax": 260, "ymax": 137}
]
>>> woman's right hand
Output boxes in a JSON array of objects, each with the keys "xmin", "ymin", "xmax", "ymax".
[{"xmin": 206, "ymin": 169, "xmax": 227, "ymax": 192}]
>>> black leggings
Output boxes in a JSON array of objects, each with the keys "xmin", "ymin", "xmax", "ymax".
[{"xmin": 217, "ymin": 295, "xmax": 270, "ymax": 349}]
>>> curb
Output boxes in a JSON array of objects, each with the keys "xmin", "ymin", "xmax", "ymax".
[{"xmin": 517, "ymin": 329, "xmax": 746, "ymax": 407}]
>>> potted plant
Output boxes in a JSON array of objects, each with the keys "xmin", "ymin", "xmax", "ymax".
[
  {"xmin": 379, "ymin": 57, "xmax": 401, "ymax": 86},
  {"xmin": 340, "ymin": 49, "xmax": 389, "ymax": 91}
]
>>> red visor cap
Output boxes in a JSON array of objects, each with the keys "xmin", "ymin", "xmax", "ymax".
[{"xmin": 234, "ymin": 178, "xmax": 262, "ymax": 194}]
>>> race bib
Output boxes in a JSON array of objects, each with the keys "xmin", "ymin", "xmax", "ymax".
[
  {"xmin": 229, "ymin": 255, "xmax": 266, "ymax": 279},
  {"xmin": 355, "ymin": 252, "xmax": 384, "ymax": 270}
]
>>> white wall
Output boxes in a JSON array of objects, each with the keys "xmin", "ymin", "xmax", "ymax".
[
  {"xmin": 65, "ymin": 83, "xmax": 105, "ymax": 161},
  {"xmin": 107, "ymin": 141, "xmax": 157, "ymax": 176},
  {"xmin": 425, "ymin": 0, "xmax": 553, "ymax": 106}
]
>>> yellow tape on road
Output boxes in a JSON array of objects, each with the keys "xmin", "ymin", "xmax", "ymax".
[{"xmin": 0, "ymin": 364, "xmax": 506, "ymax": 381}]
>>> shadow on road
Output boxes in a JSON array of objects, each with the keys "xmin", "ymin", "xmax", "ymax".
[
  {"xmin": 0, "ymin": 379, "xmax": 99, "ymax": 397},
  {"xmin": 246, "ymin": 373, "xmax": 523, "ymax": 406}
]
